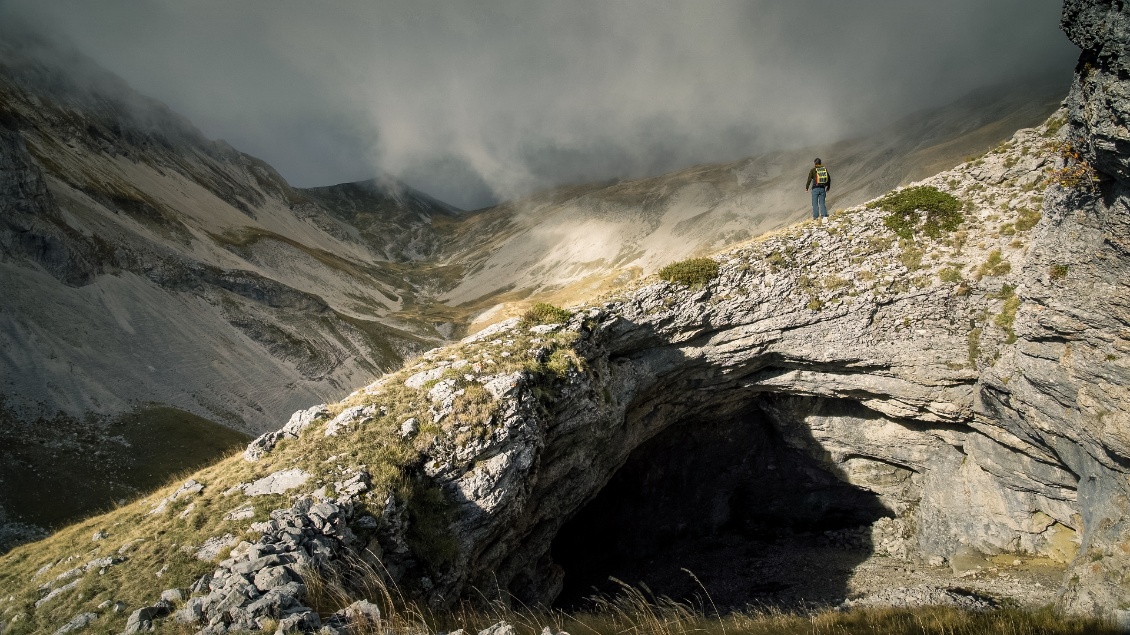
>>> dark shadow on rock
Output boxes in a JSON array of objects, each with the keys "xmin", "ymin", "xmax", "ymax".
[{"xmin": 551, "ymin": 396, "xmax": 890, "ymax": 613}]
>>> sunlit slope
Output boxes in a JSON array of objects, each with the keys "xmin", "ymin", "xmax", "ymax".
[
  {"xmin": 0, "ymin": 39, "xmax": 458, "ymax": 434},
  {"xmin": 437, "ymin": 78, "xmax": 1065, "ymax": 316}
]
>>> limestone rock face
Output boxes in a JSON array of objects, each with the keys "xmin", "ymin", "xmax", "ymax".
[
  {"xmin": 982, "ymin": 0, "xmax": 1130, "ymax": 616},
  {"xmin": 1062, "ymin": 0, "xmax": 1130, "ymax": 182}
]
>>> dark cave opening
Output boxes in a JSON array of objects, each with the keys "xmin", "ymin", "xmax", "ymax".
[{"xmin": 550, "ymin": 398, "xmax": 892, "ymax": 612}]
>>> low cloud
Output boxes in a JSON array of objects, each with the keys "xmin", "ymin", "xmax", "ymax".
[{"xmin": 2, "ymin": 0, "xmax": 1077, "ymax": 208}]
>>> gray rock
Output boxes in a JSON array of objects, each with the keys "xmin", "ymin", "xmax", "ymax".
[
  {"xmin": 242, "ymin": 469, "xmax": 311, "ymax": 497},
  {"xmin": 53, "ymin": 612, "xmax": 97, "ymax": 635},
  {"xmin": 275, "ymin": 609, "xmax": 321, "ymax": 634},
  {"xmin": 245, "ymin": 405, "xmax": 329, "ymax": 461},
  {"xmin": 842, "ymin": 585, "xmax": 996, "ymax": 611},
  {"xmin": 949, "ymin": 545, "xmax": 990, "ymax": 576},
  {"xmin": 35, "ymin": 579, "xmax": 79, "ymax": 608},
  {"xmin": 253, "ymin": 565, "xmax": 293, "ymax": 592},
  {"xmin": 195, "ymin": 534, "xmax": 237, "ymax": 561},
  {"xmin": 323, "ymin": 599, "xmax": 381, "ymax": 632},
  {"xmin": 223, "ymin": 505, "xmax": 255, "ymax": 521},
  {"xmin": 405, "ymin": 366, "xmax": 449, "ymax": 390},
  {"xmin": 122, "ymin": 600, "xmax": 172, "ymax": 634},
  {"xmin": 148, "ymin": 479, "xmax": 204, "ymax": 515},
  {"xmin": 175, "ymin": 597, "xmax": 204, "ymax": 623},
  {"xmin": 323, "ymin": 405, "xmax": 374, "ymax": 437},
  {"xmin": 479, "ymin": 621, "xmax": 517, "ymax": 635}
]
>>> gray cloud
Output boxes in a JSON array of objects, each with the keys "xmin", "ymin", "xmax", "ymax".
[{"xmin": 1, "ymin": 0, "xmax": 1076, "ymax": 208}]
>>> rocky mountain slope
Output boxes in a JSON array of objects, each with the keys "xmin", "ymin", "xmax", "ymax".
[
  {"xmin": 0, "ymin": 37, "xmax": 460, "ymax": 434},
  {"xmin": 1, "ymin": 0, "xmax": 1126, "ymax": 629},
  {"xmin": 439, "ymin": 80, "xmax": 1065, "ymax": 316},
  {"xmin": 0, "ymin": 36, "xmax": 472, "ymax": 544}
]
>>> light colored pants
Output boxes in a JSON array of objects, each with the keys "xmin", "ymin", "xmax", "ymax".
[{"xmin": 811, "ymin": 187, "xmax": 828, "ymax": 219}]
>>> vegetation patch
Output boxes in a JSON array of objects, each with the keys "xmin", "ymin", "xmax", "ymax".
[
  {"xmin": 1043, "ymin": 114, "xmax": 1067, "ymax": 137},
  {"xmin": 1050, "ymin": 143, "xmax": 1100, "ymax": 191},
  {"xmin": 871, "ymin": 186, "xmax": 964, "ymax": 240},
  {"xmin": 993, "ymin": 286, "xmax": 1021, "ymax": 344},
  {"xmin": 968, "ymin": 327, "xmax": 983, "ymax": 366},
  {"xmin": 658, "ymin": 257, "xmax": 720, "ymax": 287},
  {"xmin": 975, "ymin": 250, "xmax": 1011, "ymax": 280},
  {"xmin": 897, "ymin": 242, "xmax": 924, "ymax": 270},
  {"xmin": 1015, "ymin": 207, "xmax": 1042, "ymax": 232},
  {"xmin": 1050, "ymin": 264, "xmax": 1069, "ymax": 281},
  {"xmin": 521, "ymin": 302, "xmax": 573, "ymax": 326},
  {"xmin": 939, "ymin": 266, "xmax": 963, "ymax": 284}
]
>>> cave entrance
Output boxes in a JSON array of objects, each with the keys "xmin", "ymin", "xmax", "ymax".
[{"xmin": 550, "ymin": 397, "xmax": 891, "ymax": 612}]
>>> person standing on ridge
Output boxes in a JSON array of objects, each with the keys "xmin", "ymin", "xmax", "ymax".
[{"xmin": 805, "ymin": 158, "xmax": 831, "ymax": 221}]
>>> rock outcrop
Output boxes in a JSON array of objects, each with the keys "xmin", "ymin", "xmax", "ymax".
[{"xmin": 978, "ymin": 0, "xmax": 1130, "ymax": 616}]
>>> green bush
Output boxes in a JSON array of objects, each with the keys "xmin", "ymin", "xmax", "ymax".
[
  {"xmin": 520, "ymin": 302, "xmax": 572, "ymax": 326},
  {"xmin": 658, "ymin": 257, "xmax": 720, "ymax": 287},
  {"xmin": 871, "ymin": 186, "xmax": 964, "ymax": 240}
]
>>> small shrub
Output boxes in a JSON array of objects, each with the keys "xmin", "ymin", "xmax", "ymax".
[
  {"xmin": 871, "ymin": 186, "xmax": 964, "ymax": 240},
  {"xmin": 1050, "ymin": 142, "xmax": 1100, "ymax": 190},
  {"xmin": 1044, "ymin": 114, "xmax": 1067, "ymax": 137},
  {"xmin": 521, "ymin": 302, "xmax": 571, "ymax": 326},
  {"xmin": 545, "ymin": 349, "xmax": 579, "ymax": 378},
  {"xmin": 1015, "ymin": 207, "xmax": 1041, "ymax": 232},
  {"xmin": 976, "ymin": 249, "xmax": 1011, "ymax": 280},
  {"xmin": 1050, "ymin": 264, "xmax": 1069, "ymax": 281},
  {"xmin": 806, "ymin": 297, "xmax": 823, "ymax": 311},
  {"xmin": 658, "ymin": 257, "xmax": 720, "ymax": 287},
  {"xmin": 898, "ymin": 243, "xmax": 924, "ymax": 270},
  {"xmin": 995, "ymin": 290, "xmax": 1021, "ymax": 344},
  {"xmin": 823, "ymin": 275, "xmax": 851, "ymax": 292},
  {"xmin": 968, "ymin": 327, "xmax": 983, "ymax": 365},
  {"xmin": 939, "ymin": 267, "xmax": 963, "ymax": 284}
]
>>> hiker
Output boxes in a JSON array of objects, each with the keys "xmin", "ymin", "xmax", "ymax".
[{"xmin": 805, "ymin": 158, "xmax": 831, "ymax": 221}]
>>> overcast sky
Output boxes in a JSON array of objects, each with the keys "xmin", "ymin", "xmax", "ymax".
[{"xmin": 2, "ymin": 1, "xmax": 1076, "ymax": 209}]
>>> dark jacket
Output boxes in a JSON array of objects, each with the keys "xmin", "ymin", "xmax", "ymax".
[{"xmin": 806, "ymin": 165, "xmax": 831, "ymax": 190}]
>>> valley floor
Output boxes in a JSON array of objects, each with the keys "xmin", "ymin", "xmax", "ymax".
[{"xmin": 559, "ymin": 529, "xmax": 1065, "ymax": 614}]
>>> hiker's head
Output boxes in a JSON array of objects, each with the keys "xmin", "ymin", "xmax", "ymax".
[{"xmin": 814, "ymin": 158, "xmax": 822, "ymax": 165}]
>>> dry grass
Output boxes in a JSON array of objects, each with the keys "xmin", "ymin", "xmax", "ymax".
[{"xmin": 215, "ymin": 562, "xmax": 1119, "ymax": 635}]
